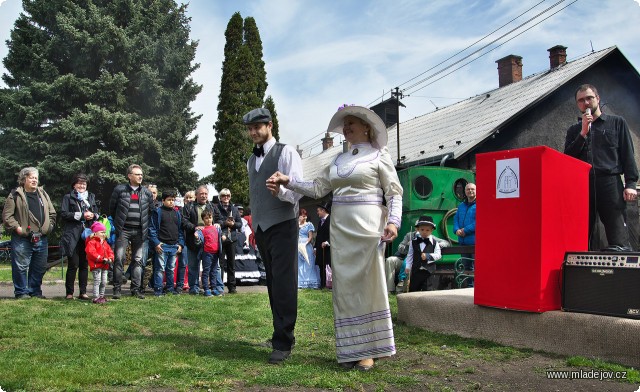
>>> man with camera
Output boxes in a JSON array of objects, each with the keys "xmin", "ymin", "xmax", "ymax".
[
  {"xmin": 216, "ymin": 188, "xmax": 242, "ymax": 294},
  {"xmin": 2, "ymin": 167, "xmax": 56, "ymax": 299}
]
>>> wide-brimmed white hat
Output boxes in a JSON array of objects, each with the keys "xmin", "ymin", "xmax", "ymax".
[{"xmin": 327, "ymin": 105, "xmax": 388, "ymax": 149}]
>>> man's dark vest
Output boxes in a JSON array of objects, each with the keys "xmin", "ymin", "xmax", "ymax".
[{"xmin": 248, "ymin": 143, "xmax": 296, "ymax": 231}]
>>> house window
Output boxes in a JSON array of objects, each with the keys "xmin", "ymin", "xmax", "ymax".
[{"xmin": 413, "ymin": 175, "xmax": 433, "ymax": 199}]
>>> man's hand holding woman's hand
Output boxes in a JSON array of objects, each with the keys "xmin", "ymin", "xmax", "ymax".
[{"xmin": 266, "ymin": 171, "xmax": 290, "ymax": 196}]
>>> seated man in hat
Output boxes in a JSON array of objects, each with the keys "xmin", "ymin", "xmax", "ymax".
[{"xmin": 404, "ymin": 216, "xmax": 442, "ymax": 292}]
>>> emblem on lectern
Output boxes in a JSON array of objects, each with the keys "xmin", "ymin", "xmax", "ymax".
[
  {"xmin": 496, "ymin": 158, "xmax": 520, "ymax": 199},
  {"xmin": 497, "ymin": 166, "xmax": 518, "ymax": 194}
]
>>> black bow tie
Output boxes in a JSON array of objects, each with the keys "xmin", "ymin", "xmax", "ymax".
[
  {"xmin": 416, "ymin": 237, "xmax": 429, "ymax": 244},
  {"xmin": 253, "ymin": 145, "xmax": 264, "ymax": 157}
]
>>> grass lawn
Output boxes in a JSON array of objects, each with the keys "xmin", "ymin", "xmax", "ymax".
[{"xmin": 0, "ymin": 268, "xmax": 638, "ymax": 391}]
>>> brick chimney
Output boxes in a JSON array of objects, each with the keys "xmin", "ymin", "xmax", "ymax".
[
  {"xmin": 496, "ymin": 55, "xmax": 523, "ymax": 87},
  {"xmin": 321, "ymin": 132, "xmax": 334, "ymax": 151},
  {"xmin": 548, "ymin": 45, "xmax": 567, "ymax": 69}
]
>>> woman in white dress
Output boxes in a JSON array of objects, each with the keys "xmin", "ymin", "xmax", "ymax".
[
  {"xmin": 297, "ymin": 209, "xmax": 320, "ymax": 289},
  {"xmin": 267, "ymin": 106, "xmax": 402, "ymax": 371}
]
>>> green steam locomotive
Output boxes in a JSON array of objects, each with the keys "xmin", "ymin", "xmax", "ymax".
[{"xmin": 394, "ymin": 165, "xmax": 476, "ymax": 267}]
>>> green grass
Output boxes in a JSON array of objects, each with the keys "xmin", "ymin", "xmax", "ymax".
[{"xmin": 0, "ymin": 288, "xmax": 637, "ymax": 391}]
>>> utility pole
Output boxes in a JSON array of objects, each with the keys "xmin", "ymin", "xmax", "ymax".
[{"xmin": 392, "ymin": 87, "xmax": 404, "ymax": 166}]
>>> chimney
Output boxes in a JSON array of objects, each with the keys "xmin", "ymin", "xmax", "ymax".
[
  {"xmin": 496, "ymin": 55, "xmax": 523, "ymax": 87},
  {"xmin": 548, "ymin": 45, "xmax": 567, "ymax": 69},
  {"xmin": 321, "ymin": 132, "xmax": 334, "ymax": 151}
]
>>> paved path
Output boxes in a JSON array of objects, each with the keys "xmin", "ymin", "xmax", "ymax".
[{"xmin": 0, "ymin": 280, "xmax": 267, "ymax": 299}]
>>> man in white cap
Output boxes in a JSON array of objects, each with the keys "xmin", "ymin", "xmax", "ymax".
[{"xmin": 243, "ymin": 107, "xmax": 303, "ymax": 365}]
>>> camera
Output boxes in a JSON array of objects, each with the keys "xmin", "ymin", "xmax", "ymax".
[{"xmin": 30, "ymin": 231, "xmax": 42, "ymax": 243}]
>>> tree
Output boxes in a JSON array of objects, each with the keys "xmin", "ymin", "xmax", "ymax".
[
  {"xmin": 243, "ymin": 17, "xmax": 267, "ymax": 101},
  {"xmin": 210, "ymin": 13, "xmax": 269, "ymax": 205},
  {"xmin": 0, "ymin": 0, "xmax": 201, "ymax": 210},
  {"xmin": 263, "ymin": 95, "xmax": 280, "ymax": 141}
]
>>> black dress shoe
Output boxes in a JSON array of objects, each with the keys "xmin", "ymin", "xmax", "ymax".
[
  {"xmin": 268, "ymin": 349, "xmax": 291, "ymax": 364},
  {"xmin": 258, "ymin": 338, "xmax": 296, "ymax": 349}
]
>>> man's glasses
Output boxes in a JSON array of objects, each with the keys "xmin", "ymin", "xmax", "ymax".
[{"xmin": 577, "ymin": 96, "xmax": 596, "ymax": 104}]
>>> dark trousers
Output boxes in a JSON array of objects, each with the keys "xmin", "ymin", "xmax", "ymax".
[
  {"xmin": 113, "ymin": 227, "xmax": 145, "ymax": 293},
  {"xmin": 590, "ymin": 174, "xmax": 631, "ymax": 249},
  {"xmin": 65, "ymin": 241, "xmax": 88, "ymax": 296},
  {"xmin": 220, "ymin": 241, "xmax": 236, "ymax": 291},
  {"xmin": 409, "ymin": 268, "xmax": 435, "ymax": 292},
  {"xmin": 315, "ymin": 247, "xmax": 328, "ymax": 288},
  {"xmin": 255, "ymin": 219, "xmax": 298, "ymax": 351}
]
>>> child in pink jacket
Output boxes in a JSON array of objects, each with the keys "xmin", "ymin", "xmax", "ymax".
[{"xmin": 85, "ymin": 221, "xmax": 114, "ymax": 303}]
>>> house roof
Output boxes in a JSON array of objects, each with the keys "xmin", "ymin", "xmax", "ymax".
[{"xmin": 302, "ymin": 46, "xmax": 622, "ymax": 178}]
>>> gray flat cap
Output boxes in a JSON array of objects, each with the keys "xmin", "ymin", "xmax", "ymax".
[{"xmin": 243, "ymin": 108, "xmax": 272, "ymax": 124}]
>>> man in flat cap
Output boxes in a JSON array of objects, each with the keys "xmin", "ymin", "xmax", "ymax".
[{"xmin": 244, "ymin": 107, "xmax": 303, "ymax": 365}]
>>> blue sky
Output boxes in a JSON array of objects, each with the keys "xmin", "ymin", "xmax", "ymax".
[{"xmin": 1, "ymin": 0, "xmax": 640, "ymax": 179}]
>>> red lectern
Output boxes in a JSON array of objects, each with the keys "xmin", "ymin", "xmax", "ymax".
[{"xmin": 474, "ymin": 146, "xmax": 590, "ymax": 312}]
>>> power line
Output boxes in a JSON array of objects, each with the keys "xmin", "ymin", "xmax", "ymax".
[
  {"xmin": 404, "ymin": 0, "xmax": 577, "ymax": 96},
  {"xmin": 366, "ymin": 0, "xmax": 572, "ymax": 107},
  {"xmin": 397, "ymin": 0, "xmax": 549, "ymax": 90},
  {"xmin": 402, "ymin": 0, "xmax": 568, "ymax": 92}
]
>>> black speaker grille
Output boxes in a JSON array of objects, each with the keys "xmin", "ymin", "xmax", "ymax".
[{"xmin": 562, "ymin": 264, "xmax": 640, "ymax": 319}]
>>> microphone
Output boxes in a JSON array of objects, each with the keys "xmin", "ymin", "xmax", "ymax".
[{"xmin": 585, "ymin": 108, "xmax": 591, "ymax": 132}]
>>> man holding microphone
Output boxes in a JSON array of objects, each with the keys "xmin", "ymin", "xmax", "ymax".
[{"xmin": 564, "ymin": 84, "xmax": 638, "ymax": 250}]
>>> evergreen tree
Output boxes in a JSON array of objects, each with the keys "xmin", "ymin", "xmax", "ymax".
[
  {"xmin": 0, "ymin": 0, "xmax": 201, "ymax": 209},
  {"xmin": 243, "ymin": 17, "xmax": 267, "ymax": 101},
  {"xmin": 211, "ymin": 13, "xmax": 268, "ymax": 205},
  {"xmin": 264, "ymin": 95, "xmax": 280, "ymax": 141}
]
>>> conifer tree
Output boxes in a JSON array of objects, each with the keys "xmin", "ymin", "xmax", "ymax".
[
  {"xmin": 243, "ymin": 17, "xmax": 267, "ymax": 101},
  {"xmin": 0, "ymin": 0, "xmax": 201, "ymax": 208},
  {"xmin": 264, "ymin": 95, "xmax": 280, "ymax": 142},
  {"xmin": 211, "ymin": 13, "xmax": 269, "ymax": 205}
]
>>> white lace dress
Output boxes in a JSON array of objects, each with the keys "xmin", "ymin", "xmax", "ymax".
[{"xmin": 288, "ymin": 143, "xmax": 402, "ymax": 363}]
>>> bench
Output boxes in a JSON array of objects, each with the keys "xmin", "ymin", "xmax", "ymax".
[{"xmin": 436, "ymin": 245, "xmax": 475, "ymax": 288}]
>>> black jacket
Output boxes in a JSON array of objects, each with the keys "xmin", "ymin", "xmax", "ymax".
[
  {"xmin": 314, "ymin": 215, "xmax": 331, "ymax": 267},
  {"xmin": 182, "ymin": 201, "xmax": 221, "ymax": 250},
  {"xmin": 564, "ymin": 113, "xmax": 638, "ymax": 188},
  {"xmin": 216, "ymin": 203, "xmax": 242, "ymax": 243},
  {"xmin": 108, "ymin": 184, "xmax": 154, "ymax": 240},
  {"xmin": 60, "ymin": 190, "xmax": 98, "ymax": 257}
]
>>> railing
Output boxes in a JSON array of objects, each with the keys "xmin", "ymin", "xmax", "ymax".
[{"xmin": 439, "ymin": 245, "xmax": 475, "ymax": 289}]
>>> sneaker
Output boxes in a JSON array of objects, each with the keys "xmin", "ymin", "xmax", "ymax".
[
  {"xmin": 131, "ymin": 290, "xmax": 145, "ymax": 299},
  {"xmin": 189, "ymin": 289, "xmax": 199, "ymax": 295},
  {"xmin": 92, "ymin": 298, "xmax": 100, "ymax": 304},
  {"xmin": 154, "ymin": 291, "xmax": 164, "ymax": 297},
  {"xmin": 204, "ymin": 289, "xmax": 213, "ymax": 297},
  {"xmin": 99, "ymin": 297, "xmax": 108, "ymax": 304},
  {"xmin": 112, "ymin": 291, "xmax": 121, "ymax": 300},
  {"xmin": 15, "ymin": 294, "xmax": 31, "ymax": 300},
  {"xmin": 32, "ymin": 294, "xmax": 46, "ymax": 299},
  {"xmin": 228, "ymin": 288, "xmax": 237, "ymax": 294}
]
